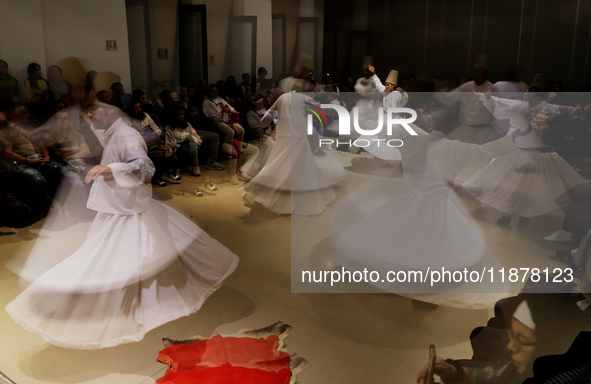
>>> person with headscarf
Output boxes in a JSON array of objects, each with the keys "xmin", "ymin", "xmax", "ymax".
[
  {"xmin": 23, "ymin": 63, "xmax": 49, "ymax": 102},
  {"xmin": 47, "ymin": 65, "xmax": 72, "ymax": 99}
]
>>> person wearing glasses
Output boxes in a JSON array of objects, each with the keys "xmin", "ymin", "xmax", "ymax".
[{"xmin": 416, "ymin": 294, "xmax": 587, "ymax": 384}]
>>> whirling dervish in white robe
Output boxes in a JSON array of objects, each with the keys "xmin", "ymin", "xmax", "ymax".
[
  {"xmin": 5, "ymin": 106, "xmax": 239, "ymax": 349},
  {"xmin": 463, "ymin": 92, "xmax": 586, "ymax": 219},
  {"xmin": 328, "ymin": 122, "xmax": 530, "ymax": 308},
  {"xmin": 239, "ymin": 91, "xmax": 346, "ymax": 215}
]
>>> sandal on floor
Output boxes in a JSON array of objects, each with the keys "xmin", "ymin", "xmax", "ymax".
[
  {"xmin": 204, "ymin": 178, "xmax": 218, "ymax": 191},
  {"xmin": 194, "ymin": 187, "xmax": 204, "ymax": 197}
]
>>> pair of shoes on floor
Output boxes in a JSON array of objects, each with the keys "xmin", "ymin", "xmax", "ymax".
[
  {"xmin": 152, "ymin": 178, "xmax": 167, "ymax": 187},
  {"xmin": 206, "ymin": 161, "xmax": 225, "ymax": 170},
  {"xmin": 204, "ymin": 177, "xmax": 218, "ymax": 191},
  {"xmin": 167, "ymin": 171, "xmax": 181, "ymax": 181},
  {"xmin": 237, "ymin": 172, "xmax": 252, "ymax": 182},
  {"xmin": 544, "ymin": 229, "xmax": 573, "ymax": 242},
  {"xmin": 191, "ymin": 166, "xmax": 201, "ymax": 177}
]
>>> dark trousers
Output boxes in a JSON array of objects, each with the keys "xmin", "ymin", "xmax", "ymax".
[
  {"xmin": 148, "ymin": 148, "xmax": 178, "ymax": 178},
  {"xmin": 197, "ymin": 130, "xmax": 220, "ymax": 162}
]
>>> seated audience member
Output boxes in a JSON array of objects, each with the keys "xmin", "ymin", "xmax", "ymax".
[
  {"xmin": 449, "ymin": 77, "xmax": 459, "ymax": 90},
  {"xmin": 416, "ymin": 294, "xmax": 588, "ymax": 384},
  {"xmin": 225, "ymin": 76, "xmax": 241, "ymax": 99},
  {"xmin": 159, "ymin": 89, "xmax": 175, "ymax": 123},
  {"xmin": 127, "ymin": 100, "xmax": 176, "ymax": 186},
  {"xmin": 96, "ymin": 90, "xmax": 112, "ymax": 104},
  {"xmin": 47, "ymin": 65, "xmax": 72, "ymax": 99},
  {"xmin": 162, "ymin": 80, "xmax": 172, "ymax": 92},
  {"xmin": 110, "ymin": 82, "xmax": 131, "ymax": 109},
  {"xmin": 164, "ymin": 105, "xmax": 225, "ymax": 177},
  {"xmin": 255, "ymin": 67, "xmax": 272, "ymax": 92},
  {"xmin": 202, "ymin": 85, "xmax": 245, "ymax": 157},
  {"xmin": 245, "ymin": 96, "xmax": 276, "ymax": 166},
  {"xmin": 216, "ymin": 80, "xmax": 227, "ymax": 98},
  {"xmin": 23, "ymin": 63, "xmax": 48, "ymax": 101},
  {"xmin": 0, "ymin": 119, "xmax": 63, "ymax": 197},
  {"xmin": 0, "ymin": 111, "xmax": 51, "ymax": 216},
  {"xmin": 0, "ymin": 60, "xmax": 19, "ymax": 101},
  {"xmin": 179, "ymin": 85, "xmax": 200, "ymax": 126},
  {"xmin": 42, "ymin": 110, "xmax": 90, "ymax": 167},
  {"xmin": 187, "ymin": 86, "xmax": 199, "ymax": 105},
  {"xmin": 148, "ymin": 81, "xmax": 163, "ymax": 114},
  {"xmin": 132, "ymin": 89, "xmax": 162, "ymax": 127},
  {"xmin": 240, "ymin": 73, "xmax": 252, "ymax": 98}
]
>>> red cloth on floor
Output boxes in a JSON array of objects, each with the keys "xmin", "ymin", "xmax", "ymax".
[
  {"xmin": 157, "ymin": 365, "xmax": 291, "ymax": 384},
  {"xmin": 156, "ymin": 335, "xmax": 291, "ymax": 384}
]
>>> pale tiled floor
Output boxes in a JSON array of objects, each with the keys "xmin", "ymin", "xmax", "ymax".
[{"xmin": 0, "ymin": 152, "xmax": 574, "ymax": 383}]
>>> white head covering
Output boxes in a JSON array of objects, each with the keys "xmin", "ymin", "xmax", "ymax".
[{"xmin": 513, "ymin": 300, "xmax": 536, "ymax": 330}]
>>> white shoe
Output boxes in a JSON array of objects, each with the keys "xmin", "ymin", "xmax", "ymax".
[{"xmin": 544, "ymin": 229, "xmax": 573, "ymax": 242}]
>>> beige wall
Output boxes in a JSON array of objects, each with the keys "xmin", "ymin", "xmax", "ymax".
[
  {"xmin": 182, "ymin": 0, "xmax": 234, "ymax": 83},
  {"xmin": 42, "ymin": 0, "xmax": 132, "ymax": 91},
  {"xmin": 0, "ymin": 0, "xmax": 47, "ymax": 90},
  {"xmin": 272, "ymin": 0, "xmax": 300, "ymax": 76},
  {"xmin": 0, "ymin": 0, "xmax": 132, "ymax": 93},
  {"xmin": 240, "ymin": 0, "xmax": 274, "ymax": 78},
  {"xmin": 148, "ymin": 0, "xmax": 178, "ymax": 85}
]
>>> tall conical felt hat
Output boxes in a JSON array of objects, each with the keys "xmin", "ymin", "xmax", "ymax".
[
  {"xmin": 362, "ymin": 56, "xmax": 376, "ymax": 70},
  {"xmin": 529, "ymin": 73, "xmax": 548, "ymax": 91},
  {"xmin": 57, "ymin": 57, "xmax": 87, "ymax": 89},
  {"xmin": 474, "ymin": 54, "xmax": 492, "ymax": 70},
  {"xmin": 385, "ymin": 70, "xmax": 399, "ymax": 85},
  {"xmin": 298, "ymin": 65, "xmax": 313, "ymax": 79}
]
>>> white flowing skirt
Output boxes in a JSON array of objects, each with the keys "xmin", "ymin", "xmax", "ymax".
[
  {"xmin": 329, "ymin": 185, "xmax": 509, "ymax": 308},
  {"xmin": 5, "ymin": 200, "xmax": 239, "ymax": 349},
  {"xmin": 239, "ymin": 136, "xmax": 342, "ymax": 215},
  {"xmin": 445, "ymin": 124, "xmax": 504, "ymax": 145},
  {"xmin": 463, "ymin": 150, "xmax": 587, "ymax": 217}
]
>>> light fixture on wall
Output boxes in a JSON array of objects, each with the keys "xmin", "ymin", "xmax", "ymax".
[{"xmin": 158, "ymin": 49, "xmax": 168, "ymax": 60}]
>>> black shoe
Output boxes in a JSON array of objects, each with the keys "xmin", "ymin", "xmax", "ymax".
[
  {"xmin": 152, "ymin": 178, "xmax": 167, "ymax": 187},
  {"xmin": 168, "ymin": 171, "xmax": 181, "ymax": 181},
  {"xmin": 497, "ymin": 216, "xmax": 511, "ymax": 228}
]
